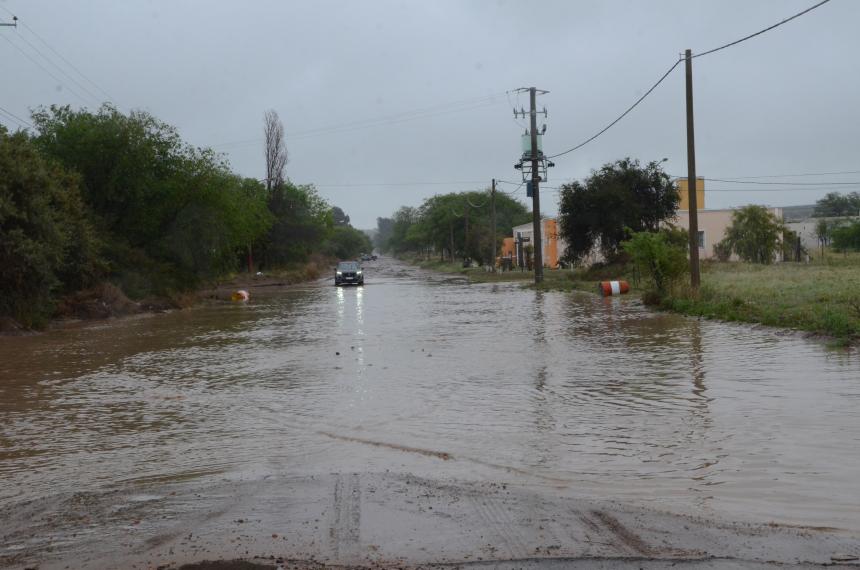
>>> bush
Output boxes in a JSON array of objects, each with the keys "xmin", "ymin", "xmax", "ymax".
[
  {"xmin": 713, "ymin": 240, "xmax": 732, "ymax": 262},
  {"xmin": 832, "ymin": 220, "xmax": 860, "ymax": 252},
  {"xmin": 622, "ymin": 229, "xmax": 688, "ymax": 296},
  {"xmin": 720, "ymin": 205, "xmax": 784, "ymax": 264},
  {"xmin": 0, "ymin": 129, "xmax": 101, "ymax": 327}
]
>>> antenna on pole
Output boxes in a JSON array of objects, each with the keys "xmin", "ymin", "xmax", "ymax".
[{"xmin": 0, "ymin": 15, "xmax": 17, "ymax": 27}]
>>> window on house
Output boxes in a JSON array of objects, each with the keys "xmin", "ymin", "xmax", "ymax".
[{"xmin": 697, "ymin": 230, "xmax": 705, "ymax": 249}]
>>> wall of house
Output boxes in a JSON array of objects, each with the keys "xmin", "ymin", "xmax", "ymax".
[
  {"xmin": 510, "ymin": 219, "xmax": 568, "ymax": 268},
  {"xmin": 673, "ymin": 207, "xmax": 784, "ymax": 260}
]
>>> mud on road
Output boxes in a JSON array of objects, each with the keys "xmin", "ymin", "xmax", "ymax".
[
  {"xmin": 1, "ymin": 258, "xmax": 859, "ymax": 568},
  {"xmin": 3, "ymin": 472, "xmax": 859, "ymax": 569}
]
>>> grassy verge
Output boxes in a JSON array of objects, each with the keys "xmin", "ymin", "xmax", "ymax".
[
  {"xmin": 403, "ymin": 253, "xmax": 860, "ymax": 345},
  {"xmin": 662, "ymin": 256, "xmax": 860, "ymax": 345},
  {"xmin": 403, "ymin": 255, "xmax": 630, "ymax": 294}
]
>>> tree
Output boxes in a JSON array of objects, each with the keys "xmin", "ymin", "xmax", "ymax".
[
  {"xmin": 263, "ymin": 182, "xmax": 332, "ymax": 265},
  {"xmin": 717, "ymin": 205, "xmax": 784, "ymax": 264},
  {"xmin": 375, "ymin": 217, "xmax": 394, "ymax": 251},
  {"xmin": 0, "ymin": 128, "xmax": 100, "ymax": 326},
  {"xmin": 324, "ymin": 226, "xmax": 373, "ymax": 260},
  {"xmin": 558, "ymin": 158, "xmax": 678, "ymax": 263},
  {"xmin": 331, "ymin": 206, "xmax": 351, "ymax": 227},
  {"xmin": 379, "ymin": 189, "xmax": 529, "ymax": 262},
  {"xmin": 815, "ymin": 218, "xmax": 834, "ymax": 253},
  {"xmin": 32, "ymin": 105, "xmax": 274, "ymax": 292},
  {"xmin": 622, "ymin": 229, "xmax": 688, "ymax": 296},
  {"xmin": 813, "ymin": 191, "xmax": 860, "ymax": 217},
  {"xmin": 264, "ymin": 109, "xmax": 287, "ymax": 190},
  {"xmin": 832, "ymin": 220, "xmax": 860, "ymax": 252}
]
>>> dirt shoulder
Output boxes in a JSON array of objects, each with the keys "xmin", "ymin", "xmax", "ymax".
[{"xmin": 0, "ymin": 261, "xmax": 332, "ymax": 336}]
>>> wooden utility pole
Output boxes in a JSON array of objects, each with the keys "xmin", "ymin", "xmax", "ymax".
[
  {"xmin": 491, "ymin": 178, "xmax": 497, "ymax": 271},
  {"xmin": 464, "ymin": 204, "xmax": 470, "ymax": 260},
  {"xmin": 529, "ymin": 87, "xmax": 544, "ymax": 284},
  {"xmin": 449, "ymin": 218, "xmax": 455, "ymax": 262},
  {"xmin": 685, "ymin": 49, "xmax": 701, "ymax": 290}
]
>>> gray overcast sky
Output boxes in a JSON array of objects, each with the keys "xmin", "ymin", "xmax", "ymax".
[{"xmin": 2, "ymin": 0, "xmax": 858, "ymax": 228}]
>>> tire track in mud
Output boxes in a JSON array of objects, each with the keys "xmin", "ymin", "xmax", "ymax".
[
  {"xmin": 576, "ymin": 509, "xmax": 656, "ymax": 557},
  {"xmin": 467, "ymin": 494, "xmax": 530, "ymax": 560},
  {"xmin": 317, "ymin": 431, "xmax": 452, "ymax": 460},
  {"xmin": 329, "ymin": 473, "xmax": 361, "ymax": 560}
]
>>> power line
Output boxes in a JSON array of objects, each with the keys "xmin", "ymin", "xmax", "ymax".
[
  {"xmin": 704, "ymin": 177, "xmax": 860, "ymax": 186},
  {"xmin": 17, "ymin": 19, "xmax": 115, "ymax": 102},
  {"xmin": 0, "ymin": 33, "xmax": 91, "ymax": 105},
  {"xmin": 545, "ymin": 58, "xmax": 682, "ymax": 160},
  {"xmin": 705, "ymin": 186, "xmax": 860, "ymax": 192},
  {"xmin": 7, "ymin": 26, "xmax": 103, "ymax": 105},
  {"xmin": 211, "ymin": 93, "xmax": 506, "ymax": 149},
  {"xmin": 311, "ymin": 180, "xmax": 487, "ymax": 188},
  {"xmin": 465, "ymin": 195, "xmax": 488, "ymax": 208},
  {"xmin": 701, "ymin": 169, "xmax": 860, "ymax": 180},
  {"xmin": 0, "ymin": 105, "xmax": 33, "ymax": 129},
  {"xmin": 0, "ymin": 7, "xmax": 118, "ymax": 105},
  {"xmin": 692, "ymin": 0, "xmax": 831, "ymax": 59},
  {"xmin": 545, "ymin": 0, "xmax": 832, "ymax": 162}
]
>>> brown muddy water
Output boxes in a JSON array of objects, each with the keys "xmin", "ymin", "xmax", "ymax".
[{"xmin": 1, "ymin": 259, "xmax": 859, "ymax": 568}]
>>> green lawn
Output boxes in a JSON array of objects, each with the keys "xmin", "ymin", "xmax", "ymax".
[{"xmin": 666, "ymin": 256, "xmax": 860, "ymax": 344}]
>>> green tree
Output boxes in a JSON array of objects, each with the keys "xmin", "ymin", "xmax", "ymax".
[
  {"xmin": 813, "ymin": 192, "xmax": 860, "ymax": 217},
  {"xmin": 375, "ymin": 217, "xmax": 394, "ymax": 251},
  {"xmin": 815, "ymin": 218, "xmax": 833, "ymax": 252},
  {"xmin": 832, "ymin": 220, "xmax": 860, "ymax": 252},
  {"xmin": 263, "ymin": 182, "xmax": 332, "ymax": 266},
  {"xmin": 32, "ymin": 105, "xmax": 274, "ymax": 292},
  {"xmin": 331, "ymin": 206, "xmax": 350, "ymax": 227},
  {"xmin": 558, "ymin": 158, "xmax": 678, "ymax": 263},
  {"xmin": 622, "ymin": 229, "xmax": 688, "ymax": 296},
  {"xmin": 0, "ymin": 129, "xmax": 100, "ymax": 326},
  {"xmin": 717, "ymin": 205, "xmax": 784, "ymax": 264},
  {"xmin": 324, "ymin": 226, "xmax": 373, "ymax": 260}
]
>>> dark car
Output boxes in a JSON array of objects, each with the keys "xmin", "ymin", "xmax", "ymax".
[{"xmin": 335, "ymin": 261, "xmax": 364, "ymax": 286}]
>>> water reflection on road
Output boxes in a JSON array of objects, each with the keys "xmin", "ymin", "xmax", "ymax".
[{"xmin": 1, "ymin": 259, "xmax": 859, "ymax": 531}]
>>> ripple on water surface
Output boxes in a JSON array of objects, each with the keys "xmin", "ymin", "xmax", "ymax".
[{"xmin": 1, "ymin": 260, "xmax": 859, "ymax": 530}]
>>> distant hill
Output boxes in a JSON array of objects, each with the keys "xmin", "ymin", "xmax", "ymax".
[{"xmin": 781, "ymin": 204, "xmax": 817, "ymax": 222}]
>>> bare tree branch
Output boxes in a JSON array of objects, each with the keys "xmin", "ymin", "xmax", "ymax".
[{"xmin": 264, "ymin": 109, "xmax": 287, "ymax": 190}]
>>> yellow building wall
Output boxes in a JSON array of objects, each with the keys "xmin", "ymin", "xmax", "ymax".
[
  {"xmin": 677, "ymin": 177, "xmax": 705, "ymax": 211},
  {"xmin": 501, "ymin": 237, "xmax": 515, "ymax": 258},
  {"xmin": 544, "ymin": 219, "xmax": 559, "ymax": 268}
]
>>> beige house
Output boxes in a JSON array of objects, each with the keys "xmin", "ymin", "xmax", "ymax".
[
  {"xmin": 673, "ymin": 208, "xmax": 783, "ymax": 260},
  {"xmin": 672, "ymin": 177, "xmax": 783, "ymax": 260}
]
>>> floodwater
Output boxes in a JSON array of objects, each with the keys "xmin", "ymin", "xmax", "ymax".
[{"xmin": 2, "ymin": 259, "xmax": 860, "ymax": 568}]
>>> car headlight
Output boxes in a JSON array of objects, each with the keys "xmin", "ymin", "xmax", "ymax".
[
  {"xmin": 336, "ymin": 271, "xmax": 342, "ymax": 276},
  {"xmin": 356, "ymin": 270, "xmax": 363, "ymax": 276}
]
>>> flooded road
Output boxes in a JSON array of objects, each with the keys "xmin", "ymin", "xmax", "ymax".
[{"xmin": 2, "ymin": 259, "xmax": 859, "ymax": 569}]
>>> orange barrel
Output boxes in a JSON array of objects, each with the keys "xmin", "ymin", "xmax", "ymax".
[
  {"xmin": 231, "ymin": 289, "xmax": 249, "ymax": 302},
  {"xmin": 598, "ymin": 280, "xmax": 630, "ymax": 296}
]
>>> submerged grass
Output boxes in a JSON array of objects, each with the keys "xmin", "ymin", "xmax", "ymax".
[
  {"xmin": 406, "ymin": 252, "xmax": 860, "ymax": 344},
  {"xmin": 405, "ymin": 256, "xmax": 621, "ymax": 294}
]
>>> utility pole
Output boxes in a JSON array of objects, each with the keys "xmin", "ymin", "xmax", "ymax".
[
  {"xmin": 513, "ymin": 87, "xmax": 551, "ymax": 283},
  {"xmin": 685, "ymin": 49, "xmax": 701, "ymax": 290},
  {"xmin": 528, "ymin": 88, "xmax": 544, "ymax": 284},
  {"xmin": 464, "ymin": 204, "xmax": 470, "ymax": 260},
  {"xmin": 491, "ymin": 178, "xmax": 497, "ymax": 271},
  {"xmin": 449, "ymin": 217, "xmax": 455, "ymax": 262}
]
